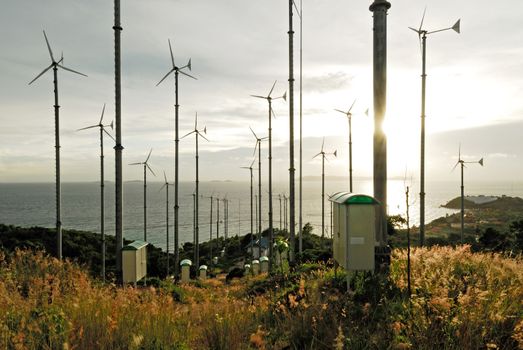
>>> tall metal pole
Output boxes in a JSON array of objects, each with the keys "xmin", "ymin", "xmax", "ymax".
[
  {"xmin": 321, "ymin": 154, "xmax": 325, "ymax": 240},
  {"xmin": 298, "ymin": 0, "xmax": 303, "ymax": 255},
  {"xmin": 348, "ymin": 115, "xmax": 354, "ymax": 193},
  {"xmin": 166, "ymin": 183, "xmax": 169, "ymax": 276},
  {"xmin": 216, "ymin": 198, "xmax": 220, "ymax": 240},
  {"xmin": 209, "ymin": 196, "xmax": 213, "ymax": 265},
  {"xmin": 279, "ymin": 194, "xmax": 282, "ymax": 230},
  {"xmin": 258, "ymin": 144, "xmax": 262, "ymax": 239},
  {"xmin": 255, "ymin": 194, "xmax": 258, "ymax": 241},
  {"xmin": 288, "ymin": 0, "xmax": 296, "ymax": 264},
  {"xmin": 268, "ymin": 98, "xmax": 274, "ymax": 265},
  {"xmin": 53, "ymin": 66, "xmax": 62, "ymax": 260},
  {"xmin": 195, "ymin": 130, "xmax": 200, "ymax": 267},
  {"xmin": 113, "ymin": 0, "xmax": 124, "ymax": 279},
  {"xmin": 420, "ymin": 33, "xmax": 427, "ymax": 246},
  {"xmin": 370, "ymin": 0, "xmax": 391, "ymax": 246},
  {"xmin": 174, "ymin": 70, "xmax": 180, "ymax": 277},
  {"xmin": 100, "ymin": 127, "xmax": 106, "ymax": 282},
  {"xmin": 250, "ymin": 170, "xmax": 254, "ymax": 257},
  {"xmin": 143, "ymin": 165, "xmax": 147, "ymax": 241},
  {"xmin": 460, "ymin": 162, "xmax": 465, "ymax": 243}
]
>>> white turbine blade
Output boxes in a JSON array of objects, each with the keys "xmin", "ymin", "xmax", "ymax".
[
  {"xmin": 408, "ymin": 26, "xmax": 420, "ymax": 34},
  {"xmin": 419, "ymin": 7, "xmax": 427, "ymax": 32},
  {"xmin": 77, "ymin": 124, "xmax": 98, "ymax": 131},
  {"xmin": 427, "ymin": 27, "xmax": 453, "ymax": 35},
  {"xmin": 251, "ymin": 94, "xmax": 266, "ymax": 99},
  {"xmin": 58, "ymin": 52, "xmax": 63, "ymax": 64},
  {"xmin": 146, "ymin": 164, "xmax": 156, "ymax": 176},
  {"xmin": 250, "ymin": 158, "xmax": 255, "ymax": 168},
  {"xmin": 28, "ymin": 63, "xmax": 53, "ymax": 85},
  {"xmin": 180, "ymin": 130, "xmax": 196, "ymax": 139},
  {"xmin": 129, "ymin": 162, "xmax": 142, "ymax": 165},
  {"xmin": 260, "ymin": 136, "xmax": 269, "ymax": 141},
  {"xmin": 99, "ymin": 103, "xmax": 106, "ymax": 125},
  {"xmin": 348, "ymin": 99, "xmax": 357, "ymax": 113},
  {"xmin": 168, "ymin": 39, "xmax": 175, "ymax": 68},
  {"xmin": 312, "ymin": 152, "xmax": 322, "ymax": 159},
  {"xmin": 156, "ymin": 68, "xmax": 175, "ymax": 86},
  {"xmin": 145, "ymin": 148, "xmax": 153, "ymax": 163},
  {"xmin": 249, "ymin": 126, "xmax": 258, "ymax": 139},
  {"xmin": 334, "ymin": 108, "xmax": 347, "ymax": 115},
  {"xmin": 321, "ymin": 137, "xmax": 325, "ymax": 152},
  {"xmin": 197, "ymin": 131, "xmax": 209, "ymax": 142},
  {"xmin": 57, "ymin": 64, "xmax": 87, "ymax": 77},
  {"xmin": 253, "ymin": 141, "xmax": 259, "ymax": 156},
  {"xmin": 179, "ymin": 69, "xmax": 197, "ymax": 80},
  {"xmin": 270, "ymin": 106, "xmax": 277, "ymax": 119},
  {"xmin": 163, "ymin": 170, "xmax": 168, "ymax": 184},
  {"xmin": 451, "ymin": 161, "xmax": 459, "ymax": 172},
  {"xmin": 42, "ymin": 30, "xmax": 55, "ymax": 62},
  {"xmin": 194, "ymin": 112, "xmax": 198, "ymax": 130},
  {"xmin": 159, "ymin": 183, "xmax": 167, "ymax": 192},
  {"xmin": 458, "ymin": 143, "xmax": 461, "ymax": 161},
  {"xmin": 102, "ymin": 128, "xmax": 116, "ymax": 142},
  {"xmin": 268, "ymin": 80, "xmax": 277, "ymax": 97}
]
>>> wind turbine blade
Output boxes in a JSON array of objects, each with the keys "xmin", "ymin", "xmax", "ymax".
[
  {"xmin": 159, "ymin": 183, "xmax": 166, "ymax": 192},
  {"xmin": 334, "ymin": 109, "xmax": 347, "ymax": 115},
  {"xmin": 129, "ymin": 162, "xmax": 142, "ymax": 166},
  {"xmin": 270, "ymin": 106, "xmax": 277, "ymax": 119},
  {"xmin": 28, "ymin": 63, "xmax": 53, "ymax": 85},
  {"xmin": 99, "ymin": 103, "xmax": 106, "ymax": 125},
  {"xmin": 179, "ymin": 69, "xmax": 197, "ymax": 80},
  {"xmin": 268, "ymin": 80, "xmax": 277, "ymax": 97},
  {"xmin": 57, "ymin": 64, "xmax": 87, "ymax": 77},
  {"xmin": 194, "ymin": 112, "xmax": 198, "ymax": 130},
  {"xmin": 458, "ymin": 143, "xmax": 461, "ymax": 161},
  {"xmin": 145, "ymin": 149, "xmax": 153, "ymax": 163},
  {"xmin": 42, "ymin": 30, "xmax": 55, "ymax": 62},
  {"xmin": 146, "ymin": 164, "xmax": 156, "ymax": 176},
  {"xmin": 408, "ymin": 27, "xmax": 420, "ymax": 34},
  {"xmin": 77, "ymin": 125, "xmax": 99, "ymax": 131},
  {"xmin": 163, "ymin": 170, "xmax": 168, "ymax": 184},
  {"xmin": 478, "ymin": 158, "xmax": 484, "ymax": 166},
  {"xmin": 197, "ymin": 131, "xmax": 209, "ymax": 142},
  {"xmin": 348, "ymin": 99, "xmax": 356, "ymax": 113},
  {"xmin": 58, "ymin": 52, "xmax": 63, "ymax": 64},
  {"xmin": 249, "ymin": 126, "xmax": 258, "ymax": 139},
  {"xmin": 321, "ymin": 137, "xmax": 325, "ymax": 153},
  {"xmin": 452, "ymin": 19, "xmax": 461, "ymax": 34},
  {"xmin": 168, "ymin": 39, "xmax": 175, "ymax": 68},
  {"xmin": 419, "ymin": 7, "xmax": 427, "ymax": 32},
  {"xmin": 102, "ymin": 128, "xmax": 116, "ymax": 141},
  {"xmin": 260, "ymin": 136, "xmax": 269, "ymax": 141},
  {"xmin": 156, "ymin": 69, "xmax": 174, "ymax": 86},
  {"xmin": 451, "ymin": 161, "xmax": 459, "ymax": 172},
  {"xmin": 250, "ymin": 158, "xmax": 255, "ymax": 168},
  {"xmin": 253, "ymin": 141, "xmax": 258, "ymax": 157},
  {"xmin": 180, "ymin": 130, "xmax": 196, "ymax": 139},
  {"xmin": 312, "ymin": 152, "xmax": 322, "ymax": 159},
  {"xmin": 250, "ymin": 95, "xmax": 266, "ymax": 99}
]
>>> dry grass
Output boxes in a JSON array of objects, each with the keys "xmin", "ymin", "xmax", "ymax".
[{"xmin": 0, "ymin": 247, "xmax": 521, "ymax": 349}]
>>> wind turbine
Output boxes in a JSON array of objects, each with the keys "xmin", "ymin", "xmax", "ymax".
[
  {"xmin": 241, "ymin": 159, "xmax": 255, "ymax": 258},
  {"xmin": 452, "ymin": 145, "xmax": 483, "ymax": 243},
  {"xmin": 252, "ymin": 81, "xmax": 286, "ymax": 265},
  {"xmin": 202, "ymin": 193, "xmax": 214, "ymax": 267},
  {"xmin": 409, "ymin": 9, "xmax": 461, "ymax": 246},
  {"xmin": 156, "ymin": 38, "xmax": 196, "ymax": 278},
  {"xmin": 250, "ymin": 127, "xmax": 268, "ymax": 243},
  {"xmin": 129, "ymin": 149, "xmax": 156, "ymax": 241},
  {"xmin": 159, "ymin": 171, "xmax": 171, "ymax": 276},
  {"xmin": 29, "ymin": 30, "xmax": 87, "ymax": 260},
  {"xmin": 181, "ymin": 112, "xmax": 208, "ymax": 268},
  {"xmin": 313, "ymin": 138, "xmax": 337, "ymax": 241},
  {"xmin": 77, "ymin": 104, "xmax": 114, "ymax": 281},
  {"xmin": 335, "ymin": 100, "xmax": 367, "ymax": 193}
]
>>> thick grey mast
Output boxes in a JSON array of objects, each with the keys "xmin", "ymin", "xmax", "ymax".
[
  {"xmin": 370, "ymin": 0, "xmax": 391, "ymax": 245},
  {"xmin": 113, "ymin": 0, "xmax": 124, "ymax": 277},
  {"xmin": 288, "ymin": 0, "xmax": 296, "ymax": 264},
  {"xmin": 29, "ymin": 30, "xmax": 86, "ymax": 261}
]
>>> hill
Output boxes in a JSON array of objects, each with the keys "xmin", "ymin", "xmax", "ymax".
[{"xmin": 442, "ymin": 195, "xmax": 523, "ymax": 210}]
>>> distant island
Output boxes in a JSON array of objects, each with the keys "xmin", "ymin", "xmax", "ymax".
[{"xmin": 442, "ymin": 195, "xmax": 523, "ymax": 210}]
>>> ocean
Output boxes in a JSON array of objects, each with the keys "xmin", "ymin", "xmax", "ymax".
[{"xmin": 1, "ymin": 179, "xmax": 522, "ymax": 251}]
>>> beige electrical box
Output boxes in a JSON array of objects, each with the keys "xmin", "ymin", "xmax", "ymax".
[
  {"xmin": 259, "ymin": 256, "xmax": 269, "ymax": 273},
  {"xmin": 180, "ymin": 259, "xmax": 192, "ymax": 282},
  {"xmin": 329, "ymin": 192, "xmax": 381, "ymax": 271},
  {"xmin": 122, "ymin": 240, "xmax": 148, "ymax": 284}
]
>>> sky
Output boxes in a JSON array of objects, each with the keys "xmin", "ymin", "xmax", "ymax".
[{"xmin": 1, "ymin": 0, "xmax": 522, "ymax": 185}]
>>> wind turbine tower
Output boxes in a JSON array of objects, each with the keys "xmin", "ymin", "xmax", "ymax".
[
  {"xmin": 251, "ymin": 81, "xmax": 286, "ymax": 268},
  {"xmin": 129, "ymin": 149, "xmax": 156, "ymax": 241},
  {"xmin": 242, "ymin": 160, "xmax": 255, "ymax": 258},
  {"xmin": 77, "ymin": 104, "xmax": 114, "ymax": 281},
  {"xmin": 250, "ymin": 127, "xmax": 268, "ymax": 243},
  {"xmin": 29, "ymin": 30, "xmax": 87, "ymax": 260},
  {"xmin": 313, "ymin": 139, "xmax": 337, "ymax": 241},
  {"xmin": 157, "ymin": 39, "xmax": 196, "ymax": 277},
  {"xmin": 409, "ymin": 9, "xmax": 460, "ymax": 246},
  {"xmin": 453, "ymin": 146, "xmax": 483, "ymax": 243},
  {"xmin": 159, "ymin": 171, "xmax": 171, "ymax": 276},
  {"xmin": 182, "ymin": 112, "xmax": 208, "ymax": 268}
]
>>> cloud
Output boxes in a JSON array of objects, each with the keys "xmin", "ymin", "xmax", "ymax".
[{"xmin": 304, "ymin": 72, "xmax": 353, "ymax": 93}]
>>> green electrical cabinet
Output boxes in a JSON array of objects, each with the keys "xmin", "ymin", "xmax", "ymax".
[{"xmin": 329, "ymin": 192, "xmax": 382, "ymax": 271}]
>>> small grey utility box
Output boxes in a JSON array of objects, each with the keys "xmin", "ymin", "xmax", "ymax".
[{"xmin": 329, "ymin": 192, "xmax": 381, "ymax": 271}]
